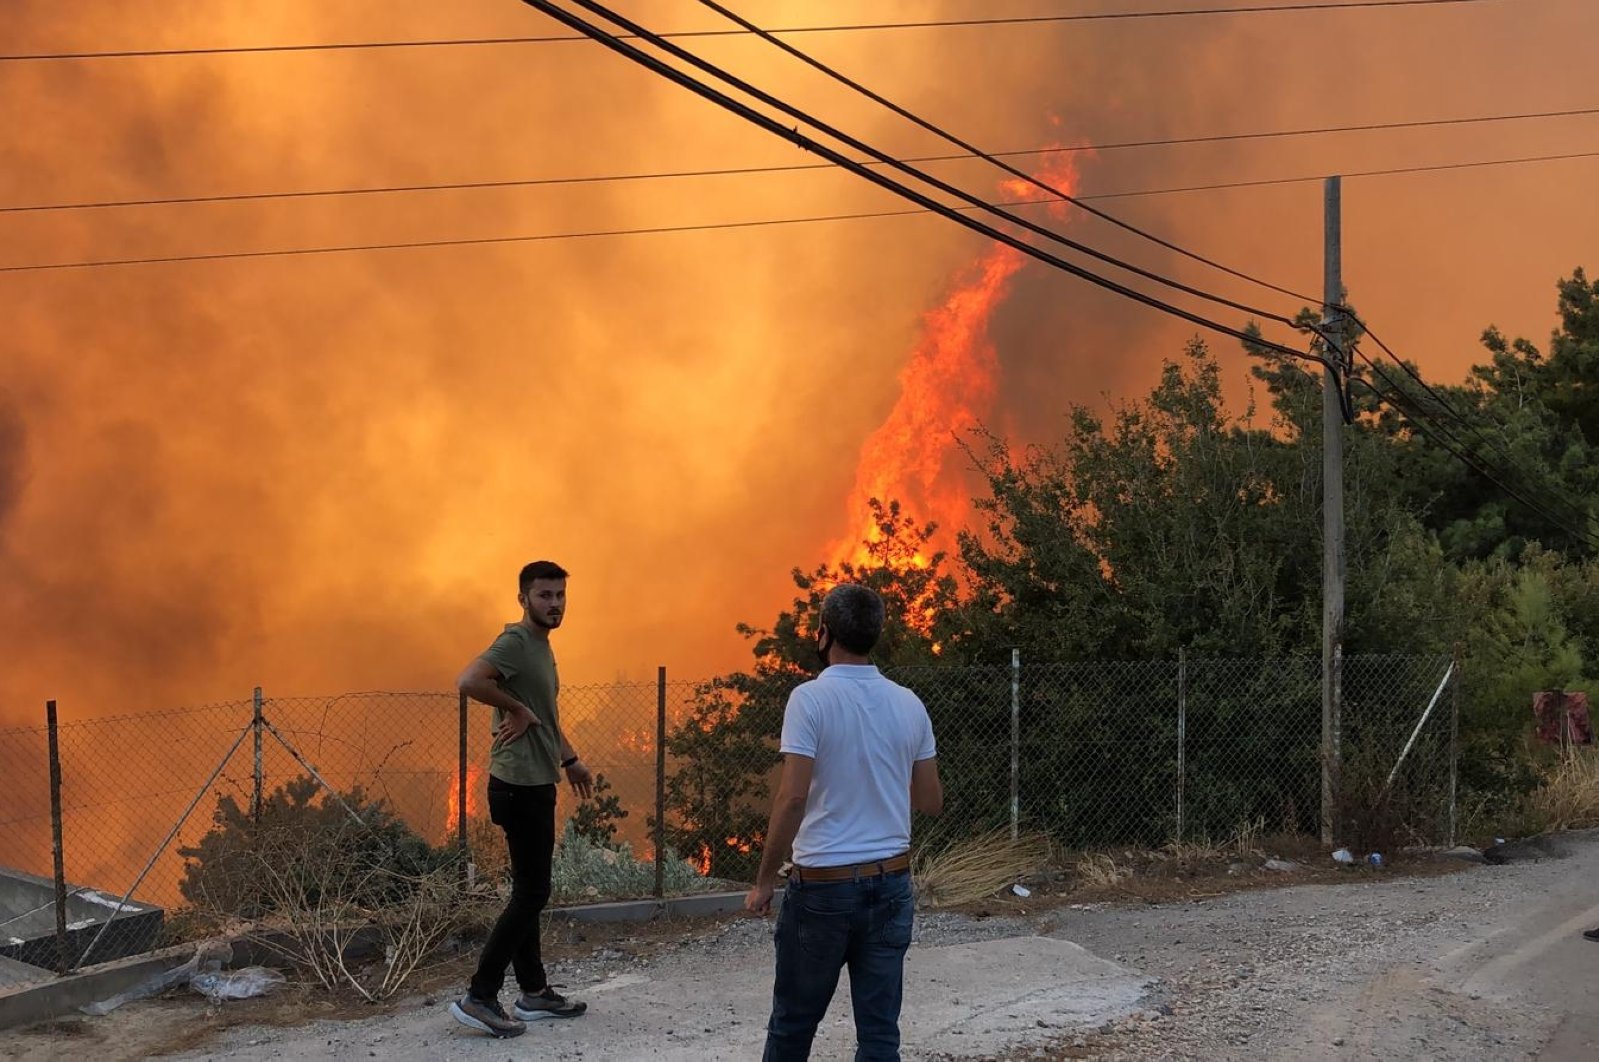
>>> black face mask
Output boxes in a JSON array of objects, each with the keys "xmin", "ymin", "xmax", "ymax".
[{"xmin": 815, "ymin": 630, "xmax": 834, "ymax": 672}]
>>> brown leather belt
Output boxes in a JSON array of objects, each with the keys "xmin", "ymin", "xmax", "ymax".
[{"xmin": 788, "ymin": 852, "xmax": 911, "ymax": 884}]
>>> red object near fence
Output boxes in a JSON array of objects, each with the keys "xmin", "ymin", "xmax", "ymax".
[{"xmin": 1533, "ymin": 691, "xmax": 1594, "ymax": 745}]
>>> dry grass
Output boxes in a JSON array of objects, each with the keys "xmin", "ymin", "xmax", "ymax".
[
  {"xmin": 195, "ymin": 822, "xmax": 469, "ymax": 1003},
  {"xmin": 1230, "ymin": 816, "xmax": 1265, "ymax": 857},
  {"xmin": 1073, "ymin": 852, "xmax": 1132, "ymax": 888},
  {"xmin": 1520, "ymin": 747, "xmax": 1599, "ymax": 833},
  {"xmin": 913, "ymin": 830, "xmax": 1053, "ymax": 907},
  {"xmin": 1158, "ymin": 818, "xmax": 1265, "ymax": 866}
]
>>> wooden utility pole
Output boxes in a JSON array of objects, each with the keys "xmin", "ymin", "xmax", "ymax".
[{"xmin": 1321, "ymin": 176, "xmax": 1344, "ymax": 847}]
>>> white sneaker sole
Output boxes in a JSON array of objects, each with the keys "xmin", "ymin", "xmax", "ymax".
[
  {"xmin": 513, "ymin": 1003, "xmax": 587, "ymax": 1021},
  {"xmin": 449, "ymin": 1001, "xmax": 525, "ymax": 1038}
]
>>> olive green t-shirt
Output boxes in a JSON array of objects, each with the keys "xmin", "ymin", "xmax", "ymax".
[{"xmin": 481, "ymin": 623, "xmax": 561, "ymax": 786}]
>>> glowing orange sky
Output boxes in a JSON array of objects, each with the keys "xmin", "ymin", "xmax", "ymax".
[{"xmin": 3, "ymin": 0, "xmax": 1598, "ymax": 726}]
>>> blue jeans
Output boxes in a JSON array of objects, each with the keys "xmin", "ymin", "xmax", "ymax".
[{"xmin": 763, "ymin": 869, "xmax": 915, "ymax": 1062}]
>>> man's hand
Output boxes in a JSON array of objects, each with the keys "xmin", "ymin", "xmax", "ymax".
[
  {"xmin": 564, "ymin": 758, "xmax": 594, "ymax": 800},
  {"xmin": 744, "ymin": 881, "xmax": 775, "ymax": 917},
  {"xmin": 493, "ymin": 704, "xmax": 539, "ymax": 748}
]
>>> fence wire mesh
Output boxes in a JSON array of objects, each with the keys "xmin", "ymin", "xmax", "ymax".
[
  {"xmin": 0, "ymin": 701, "xmax": 251, "ymax": 983},
  {"xmin": 0, "ymin": 654, "xmax": 1456, "ymax": 987}
]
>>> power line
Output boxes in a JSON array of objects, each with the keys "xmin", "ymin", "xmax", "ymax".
[
  {"xmin": 513, "ymin": 0, "xmax": 1333, "ymax": 374},
  {"xmin": 0, "ymin": 1, "xmax": 1511, "ymax": 63},
  {"xmin": 1352, "ymin": 321, "xmax": 1599, "ymax": 535},
  {"xmin": 5, "ymin": 149, "xmax": 1597, "ymax": 275},
  {"xmin": 1352, "ymin": 359, "xmax": 1599, "ymax": 550},
  {"xmin": 1104, "ymin": 149, "xmax": 1599, "ymax": 199},
  {"xmin": 9, "ymin": 104, "xmax": 1594, "ymax": 217},
  {"xmin": 9, "ymin": 0, "xmax": 1331, "ymax": 373},
  {"xmin": 552, "ymin": 0, "xmax": 1330, "ymax": 361},
  {"xmin": 1359, "ymin": 323, "xmax": 1516, "ymax": 450},
  {"xmin": 693, "ymin": 0, "xmax": 1321, "ymax": 313},
  {"xmin": 0, "ymin": 205, "xmax": 977, "ymax": 274},
  {"xmin": 1373, "ymin": 395, "xmax": 1599, "ymax": 551}
]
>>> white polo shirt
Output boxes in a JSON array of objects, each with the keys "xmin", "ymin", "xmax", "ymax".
[{"xmin": 780, "ymin": 664, "xmax": 937, "ymax": 868}]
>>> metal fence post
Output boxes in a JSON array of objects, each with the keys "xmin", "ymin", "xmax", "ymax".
[
  {"xmin": 655, "ymin": 666, "xmax": 667, "ymax": 898},
  {"xmin": 1449, "ymin": 646, "xmax": 1462, "ymax": 847},
  {"xmin": 1176, "ymin": 650, "xmax": 1187, "ymax": 843},
  {"xmin": 1010, "ymin": 648, "xmax": 1020, "ymax": 842},
  {"xmin": 251, "ymin": 686, "xmax": 264, "ymax": 823},
  {"xmin": 457, "ymin": 690, "xmax": 469, "ymax": 855},
  {"xmin": 46, "ymin": 700, "xmax": 69, "ymax": 975}
]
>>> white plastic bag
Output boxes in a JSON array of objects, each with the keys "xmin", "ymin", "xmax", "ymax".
[
  {"xmin": 190, "ymin": 966, "xmax": 286, "ymax": 1002},
  {"xmin": 80, "ymin": 941, "xmax": 232, "ymax": 1016}
]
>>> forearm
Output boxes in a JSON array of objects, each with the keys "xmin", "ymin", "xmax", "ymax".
[
  {"xmin": 460, "ymin": 677, "xmax": 529, "ymax": 717},
  {"xmin": 755, "ymin": 797, "xmax": 806, "ymax": 888}
]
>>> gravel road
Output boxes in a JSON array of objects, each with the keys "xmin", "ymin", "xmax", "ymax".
[{"xmin": 10, "ymin": 834, "xmax": 1599, "ymax": 1060}]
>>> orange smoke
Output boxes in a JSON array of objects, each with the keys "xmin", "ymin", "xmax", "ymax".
[
  {"xmin": 5, "ymin": 2, "xmax": 1591, "ymax": 902},
  {"xmin": 836, "ymin": 155, "xmax": 1081, "ymax": 569}
]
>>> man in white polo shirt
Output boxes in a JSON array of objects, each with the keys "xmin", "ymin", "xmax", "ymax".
[{"xmin": 744, "ymin": 583, "xmax": 943, "ymax": 1061}]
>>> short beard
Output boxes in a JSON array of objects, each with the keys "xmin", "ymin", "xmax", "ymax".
[{"xmin": 530, "ymin": 613, "xmax": 561, "ymax": 630}]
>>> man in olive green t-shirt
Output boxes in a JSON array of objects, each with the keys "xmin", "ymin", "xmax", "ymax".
[{"xmin": 449, "ymin": 560, "xmax": 595, "ymax": 1039}]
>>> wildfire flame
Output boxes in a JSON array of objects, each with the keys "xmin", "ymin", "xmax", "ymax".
[
  {"xmin": 692, "ymin": 842, "xmax": 713, "ymax": 876},
  {"xmin": 834, "ymin": 153, "xmax": 1082, "ymax": 574},
  {"xmin": 447, "ymin": 762, "xmax": 484, "ymax": 834}
]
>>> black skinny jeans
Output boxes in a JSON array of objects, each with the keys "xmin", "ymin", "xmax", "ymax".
[{"xmin": 468, "ymin": 775, "xmax": 556, "ymax": 1001}]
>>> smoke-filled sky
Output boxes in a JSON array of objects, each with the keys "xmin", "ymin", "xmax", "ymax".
[{"xmin": 3, "ymin": 0, "xmax": 1596, "ymax": 724}]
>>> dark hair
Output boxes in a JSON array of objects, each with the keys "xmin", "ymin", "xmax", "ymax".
[
  {"xmin": 519, "ymin": 560, "xmax": 569, "ymax": 595},
  {"xmin": 819, "ymin": 583, "xmax": 885, "ymax": 655}
]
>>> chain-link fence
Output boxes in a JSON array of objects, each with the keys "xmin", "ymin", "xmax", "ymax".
[
  {"xmin": 0, "ymin": 654, "xmax": 1457, "ymax": 990},
  {"xmin": 0, "ymin": 700, "xmax": 253, "ymax": 988}
]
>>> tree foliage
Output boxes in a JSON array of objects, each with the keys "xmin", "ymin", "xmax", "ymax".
[
  {"xmin": 661, "ymin": 270, "xmax": 1599, "ymax": 858},
  {"xmin": 178, "ymin": 776, "xmax": 454, "ymax": 917},
  {"xmin": 568, "ymin": 772, "xmax": 628, "ymax": 847},
  {"xmin": 661, "ymin": 500, "xmax": 956, "ymax": 878}
]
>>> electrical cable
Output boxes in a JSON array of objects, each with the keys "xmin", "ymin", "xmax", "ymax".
[
  {"xmin": 547, "ymin": 0, "xmax": 1334, "ymax": 357},
  {"xmin": 0, "ymin": 1, "xmax": 1514, "ymax": 63},
  {"xmin": 1351, "ymin": 318, "xmax": 1598, "ymax": 539},
  {"xmin": 1356, "ymin": 319, "xmax": 1534, "ymax": 474},
  {"xmin": 694, "ymin": 0, "xmax": 1321, "ymax": 305},
  {"xmin": 501, "ymin": 0, "xmax": 1335, "ymax": 372},
  {"xmin": 1353, "ymin": 352, "xmax": 1599, "ymax": 548},
  {"xmin": 9, "ymin": 113, "xmax": 1597, "ymax": 217},
  {"xmin": 6, "ymin": 154, "xmax": 1594, "ymax": 282}
]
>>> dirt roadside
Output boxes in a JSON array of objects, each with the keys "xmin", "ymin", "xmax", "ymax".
[{"xmin": 6, "ymin": 835, "xmax": 1599, "ymax": 1060}]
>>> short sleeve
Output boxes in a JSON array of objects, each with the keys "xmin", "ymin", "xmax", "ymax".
[
  {"xmin": 479, "ymin": 630, "xmax": 523, "ymax": 684},
  {"xmin": 915, "ymin": 705, "xmax": 937, "ymax": 761},
  {"xmin": 779, "ymin": 687, "xmax": 819, "ymax": 758}
]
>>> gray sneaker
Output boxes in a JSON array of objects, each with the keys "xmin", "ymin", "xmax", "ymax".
[
  {"xmin": 449, "ymin": 994, "xmax": 526, "ymax": 1038},
  {"xmin": 513, "ymin": 985, "xmax": 587, "ymax": 1020}
]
